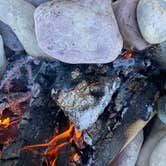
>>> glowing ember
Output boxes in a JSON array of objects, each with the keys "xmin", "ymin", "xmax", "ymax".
[
  {"xmin": 23, "ymin": 122, "xmax": 84, "ymax": 166},
  {"xmin": 0, "ymin": 117, "xmax": 10, "ymax": 128},
  {"xmin": 122, "ymin": 50, "xmax": 135, "ymax": 59},
  {"xmin": 72, "ymin": 153, "xmax": 80, "ymax": 162}
]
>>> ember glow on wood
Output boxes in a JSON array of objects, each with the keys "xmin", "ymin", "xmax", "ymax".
[
  {"xmin": 23, "ymin": 122, "xmax": 83, "ymax": 166},
  {"xmin": 0, "ymin": 117, "xmax": 10, "ymax": 128}
]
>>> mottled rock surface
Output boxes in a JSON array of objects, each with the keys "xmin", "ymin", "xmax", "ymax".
[
  {"xmin": 0, "ymin": 0, "xmax": 49, "ymax": 59},
  {"xmin": 34, "ymin": 0, "xmax": 123, "ymax": 64},
  {"xmin": 137, "ymin": 0, "xmax": 166, "ymax": 44},
  {"xmin": 110, "ymin": 130, "xmax": 143, "ymax": 166},
  {"xmin": 0, "ymin": 20, "xmax": 23, "ymax": 51},
  {"xmin": 113, "ymin": 0, "xmax": 148, "ymax": 50},
  {"xmin": 150, "ymin": 135, "xmax": 166, "ymax": 166}
]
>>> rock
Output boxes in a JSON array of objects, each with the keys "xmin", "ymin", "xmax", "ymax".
[
  {"xmin": 110, "ymin": 130, "xmax": 143, "ymax": 166},
  {"xmin": 113, "ymin": 0, "xmax": 149, "ymax": 50},
  {"xmin": 52, "ymin": 76, "xmax": 121, "ymax": 130},
  {"xmin": 137, "ymin": 0, "xmax": 166, "ymax": 44},
  {"xmin": 157, "ymin": 96, "xmax": 166, "ymax": 125},
  {"xmin": 136, "ymin": 119, "xmax": 166, "ymax": 166},
  {"xmin": 152, "ymin": 41, "xmax": 166, "ymax": 71},
  {"xmin": 150, "ymin": 135, "xmax": 166, "ymax": 166},
  {"xmin": 0, "ymin": 35, "xmax": 6, "ymax": 74},
  {"xmin": 34, "ymin": 0, "xmax": 123, "ymax": 64},
  {"xmin": 25, "ymin": 0, "xmax": 50, "ymax": 7},
  {"xmin": 0, "ymin": 21, "xmax": 23, "ymax": 51},
  {"xmin": 0, "ymin": 0, "xmax": 50, "ymax": 59}
]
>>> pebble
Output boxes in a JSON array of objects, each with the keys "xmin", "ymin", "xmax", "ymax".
[
  {"xmin": 137, "ymin": 0, "xmax": 166, "ymax": 44},
  {"xmin": 157, "ymin": 96, "xmax": 166, "ymax": 125},
  {"xmin": 25, "ymin": 0, "xmax": 50, "ymax": 7},
  {"xmin": 34, "ymin": 0, "xmax": 123, "ymax": 64},
  {"xmin": 0, "ymin": 35, "xmax": 6, "ymax": 74},
  {"xmin": 150, "ymin": 136, "xmax": 166, "ymax": 166},
  {"xmin": 153, "ymin": 41, "xmax": 166, "ymax": 71},
  {"xmin": 110, "ymin": 130, "xmax": 143, "ymax": 166},
  {"xmin": 113, "ymin": 0, "xmax": 149, "ymax": 50},
  {"xmin": 136, "ymin": 119, "xmax": 166, "ymax": 166},
  {"xmin": 0, "ymin": 20, "xmax": 23, "ymax": 51},
  {"xmin": 0, "ymin": 0, "xmax": 50, "ymax": 59}
]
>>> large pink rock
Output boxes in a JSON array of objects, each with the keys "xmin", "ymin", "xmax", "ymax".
[{"xmin": 34, "ymin": 0, "xmax": 123, "ymax": 64}]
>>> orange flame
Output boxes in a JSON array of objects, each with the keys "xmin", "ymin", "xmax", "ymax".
[
  {"xmin": 122, "ymin": 50, "xmax": 134, "ymax": 59},
  {"xmin": 72, "ymin": 153, "xmax": 79, "ymax": 162},
  {"xmin": 23, "ymin": 122, "xmax": 83, "ymax": 166},
  {"xmin": 0, "ymin": 117, "xmax": 10, "ymax": 128}
]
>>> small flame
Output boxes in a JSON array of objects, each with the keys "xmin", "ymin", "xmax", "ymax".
[
  {"xmin": 0, "ymin": 117, "xmax": 10, "ymax": 128},
  {"xmin": 23, "ymin": 122, "xmax": 83, "ymax": 166},
  {"xmin": 72, "ymin": 153, "xmax": 79, "ymax": 162},
  {"xmin": 122, "ymin": 50, "xmax": 134, "ymax": 59}
]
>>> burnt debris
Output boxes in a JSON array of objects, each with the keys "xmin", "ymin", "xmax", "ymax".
[{"xmin": 0, "ymin": 47, "xmax": 165, "ymax": 166}]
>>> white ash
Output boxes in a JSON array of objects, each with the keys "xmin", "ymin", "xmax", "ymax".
[{"xmin": 52, "ymin": 76, "xmax": 121, "ymax": 131}]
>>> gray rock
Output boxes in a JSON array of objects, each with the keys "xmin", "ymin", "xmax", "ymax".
[
  {"xmin": 157, "ymin": 96, "xmax": 166, "ymax": 125},
  {"xmin": 110, "ymin": 130, "xmax": 143, "ymax": 166},
  {"xmin": 25, "ymin": 0, "xmax": 50, "ymax": 7},
  {"xmin": 0, "ymin": 20, "xmax": 23, "ymax": 51},
  {"xmin": 137, "ymin": 0, "xmax": 166, "ymax": 44},
  {"xmin": 153, "ymin": 41, "xmax": 166, "ymax": 71},
  {"xmin": 0, "ymin": 35, "xmax": 6, "ymax": 74},
  {"xmin": 52, "ymin": 76, "xmax": 121, "ymax": 130},
  {"xmin": 150, "ymin": 135, "xmax": 166, "ymax": 166},
  {"xmin": 136, "ymin": 119, "xmax": 166, "ymax": 166},
  {"xmin": 34, "ymin": 0, "xmax": 123, "ymax": 64},
  {"xmin": 113, "ymin": 0, "xmax": 149, "ymax": 50},
  {"xmin": 0, "ymin": 0, "xmax": 50, "ymax": 59}
]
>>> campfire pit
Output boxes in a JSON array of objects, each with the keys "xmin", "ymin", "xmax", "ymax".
[{"xmin": 0, "ymin": 47, "xmax": 165, "ymax": 166}]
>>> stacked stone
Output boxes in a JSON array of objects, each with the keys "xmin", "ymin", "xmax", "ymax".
[{"xmin": 0, "ymin": 0, "xmax": 165, "ymax": 64}]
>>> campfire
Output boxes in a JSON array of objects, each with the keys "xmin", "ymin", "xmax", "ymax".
[
  {"xmin": 23, "ymin": 122, "xmax": 83, "ymax": 166},
  {"xmin": 0, "ymin": 48, "xmax": 165, "ymax": 166},
  {"xmin": 0, "ymin": 0, "xmax": 165, "ymax": 166}
]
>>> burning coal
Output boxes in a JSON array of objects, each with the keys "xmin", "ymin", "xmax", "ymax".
[{"xmin": 0, "ymin": 117, "xmax": 10, "ymax": 128}]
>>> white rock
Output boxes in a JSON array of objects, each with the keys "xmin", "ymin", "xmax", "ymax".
[
  {"xmin": 0, "ymin": 0, "xmax": 50, "ymax": 59},
  {"xmin": 150, "ymin": 135, "xmax": 166, "ymax": 166},
  {"xmin": 153, "ymin": 41, "xmax": 166, "ymax": 71},
  {"xmin": 110, "ymin": 130, "xmax": 144, "ymax": 166},
  {"xmin": 136, "ymin": 119, "xmax": 166, "ymax": 166},
  {"xmin": 137, "ymin": 0, "xmax": 166, "ymax": 44},
  {"xmin": 0, "ymin": 35, "xmax": 6, "ymax": 74},
  {"xmin": 113, "ymin": 0, "xmax": 149, "ymax": 50},
  {"xmin": 34, "ymin": 0, "xmax": 123, "ymax": 64}
]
